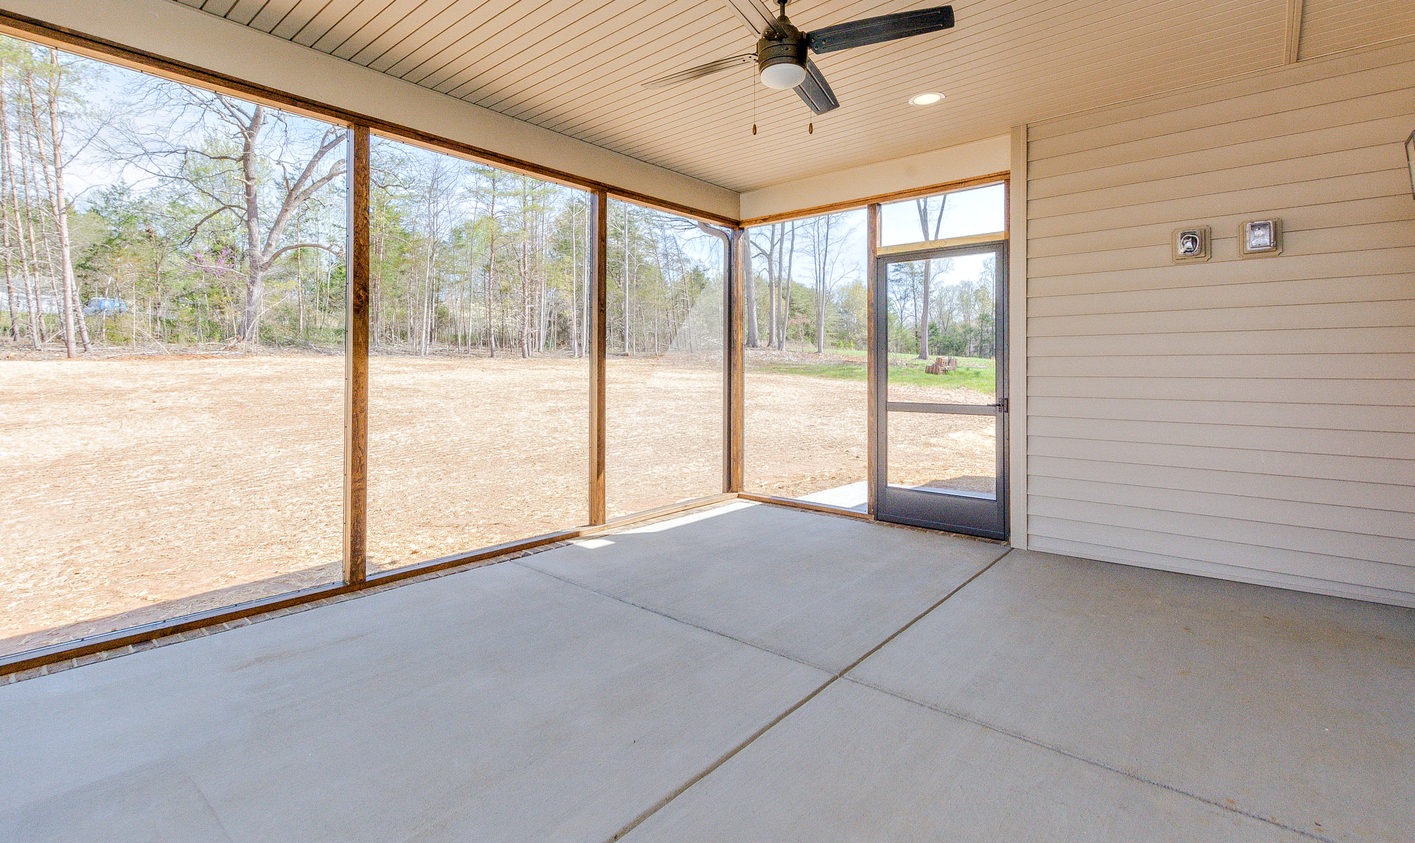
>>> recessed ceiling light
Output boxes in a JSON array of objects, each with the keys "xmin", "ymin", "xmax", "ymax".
[{"xmin": 909, "ymin": 92, "xmax": 945, "ymax": 106}]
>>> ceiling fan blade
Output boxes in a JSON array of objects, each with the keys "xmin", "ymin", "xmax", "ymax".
[
  {"xmin": 806, "ymin": 5, "xmax": 954, "ymax": 54},
  {"xmin": 642, "ymin": 54, "xmax": 755, "ymax": 89},
  {"xmin": 794, "ymin": 59, "xmax": 839, "ymax": 115}
]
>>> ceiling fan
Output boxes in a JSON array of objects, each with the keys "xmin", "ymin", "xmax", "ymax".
[{"xmin": 643, "ymin": 0, "xmax": 956, "ymax": 115}]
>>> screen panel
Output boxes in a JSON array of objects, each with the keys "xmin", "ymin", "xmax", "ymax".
[
  {"xmin": 879, "ymin": 183, "xmax": 1005, "ymax": 248},
  {"xmin": 886, "ymin": 411, "xmax": 998, "ymax": 499},
  {"xmin": 743, "ymin": 209, "xmax": 869, "ymax": 509},
  {"xmin": 883, "ymin": 252, "xmax": 998, "ymax": 405},
  {"xmin": 605, "ymin": 199, "xmax": 725, "ymax": 519},
  {"xmin": 366, "ymin": 137, "xmax": 591, "ymax": 572},
  {"xmin": 0, "ymin": 36, "xmax": 347, "ymax": 656}
]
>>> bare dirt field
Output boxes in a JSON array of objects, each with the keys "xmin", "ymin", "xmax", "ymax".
[
  {"xmin": 745, "ymin": 351, "xmax": 997, "ymax": 497},
  {"xmin": 0, "ymin": 349, "xmax": 992, "ymax": 657}
]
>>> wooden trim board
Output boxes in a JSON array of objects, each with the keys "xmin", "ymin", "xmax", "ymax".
[
  {"xmin": 1, "ymin": 493, "xmax": 742, "ymax": 678},
  {"xmin": 740, "ymin": 172, "xmax": 1011, "ymax": 227},
  {"xmin": 589, "ymin": 190, "xmax": 609, "ymax": 525}
]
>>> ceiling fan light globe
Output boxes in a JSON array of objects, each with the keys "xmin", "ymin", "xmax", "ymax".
[{"xmin": 760, "ymin": 61, "xmax": 807, "ymax": 89}]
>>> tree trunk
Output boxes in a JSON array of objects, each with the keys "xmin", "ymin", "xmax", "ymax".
[
  {"xmin": 744, "ymin": 235, "xmax": 758, "ymax": 348},
  {"xmin": 421, "ymin": 227, "xmax": 435, "ymax": 356},
  {"xmin": 27, "ymin": 62, "xmax": 79, "ymax": 356},
  {"xmin": 484, "ymin": 173, "xmax": 498, "ymax": 358},
  {"xmin": 780, "ymin": 221, "xmax": 794, "ymax": 352},
  {"xmin": 1, "ymin": 185, "xmax": 15, "ymax": 343},
  {"xmin": 45, "ymin": 50, "xmax": 88, "ymax": 355},
  {"xmin": 914, "ymin": 196, "xmax": 947, "ymax": 359},
  {"xmin": 372, "ymin": 220, "xmax": 385, "ymax": 348},
  {"xmin": 582, "ymin": 203, "xmax": 591, "ymax": 357},
  {"xmin": 538, "ymin": 217, "xmax": 549, "ymax": 353},
  {"xmin": 238, "ymin": 105, "xmax": 266, "ymax": 344},
  {"xmin": 3, "ymin": 85, "xmax": 41, "ymax": 348},
  {"xmin": 0, "ymin": 66, "xmax": 21, "ymax": 344},
  {"xmin": 465, "ymin": 226, "xmax": 477, "ymax": 354},
  {"xmin": 295, "ymin": 212, "xmax": 305, "ymax": 340},
  {"xmin": 765, "ymin": 225, "xmax": 778, "ymax": 350},
  {"xmin": 916, "ymin": 201, "xmax": 931, "ymax": 360},
  {"xmin": 651, "ymin": 219, "xmax": 665, "ymax": 355},
  {"xmin": 622, "ymin": 203, "xmax": 631, "ymax": 355},
  {"xmin": 569, "ymin": 200, "xmax": 579, "ymax": 357},
  {"xmin": 813, "ymin": 219, "xmax": 830, "ymax": 355},
  {"xmin": 517, "ymin": 181, "xmax": 531, "ymax": 358},
  {"xmin": 420, "ymin": 171, "xmax": 438, "ymax": 357},
  {"xmin": 19, "ymin": 72, "xmax": 55, "ymax": 346}
]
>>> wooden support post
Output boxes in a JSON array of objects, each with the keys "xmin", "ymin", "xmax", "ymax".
[
  {"xmin": 589, "ymin": 189, "xmax": 608, "ymax": 525},
  {"xmin": 344, "ymin": 125, "xmax": 370, "ymax": 585},
  {"xmin": 865, "ymin": 202, "xmax": 881, "ymax": 518},
  {"xmin": 724, "ymin": 227, "xmax": 745, "ymax": 492}
]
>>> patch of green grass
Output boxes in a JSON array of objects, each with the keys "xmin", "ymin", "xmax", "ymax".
[
  {"xmin": 887, "ymin": 364, "xmax": 994, "ymax": 392},
  {"xmin": 819, "ymin": 347, "xmax": 995, "ymax": 369},
  {"xmin": 751, "ymin": 357, "xmax": 995, "ymax": 395}
]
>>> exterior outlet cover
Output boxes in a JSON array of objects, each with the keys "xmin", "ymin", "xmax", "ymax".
[
  {"xmin": 1239, "ymin": 218, "xmax": 1283, "ymax": 258},
  {"xmin": 1172, "ymin": 226, "xmax": 1211, "ymax": 262}
]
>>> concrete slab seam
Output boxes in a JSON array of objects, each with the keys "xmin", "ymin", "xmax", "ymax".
[
  {"xmin": 509, "ymin": 561, "xmax": 831, "ymax": 674},
  {"xmin": 605, "ymin": 671, "xmax": 837, "ymax": 841},
  {"xmin": 830, "ymin": 549, "xmax": 1010, "ymax": 679},
  {"xmin": 841, "ymin": 676, "xmax": 1336, "ymax": 843},
  {"xmin": 594, "ymin": 550, "xmax": 1011, "ymax": 843}
]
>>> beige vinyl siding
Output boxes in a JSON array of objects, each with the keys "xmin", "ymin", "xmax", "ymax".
[
  {"xmin": 1024, "ymin": 40, "xmax": 1415, "ymax": 606},
  {"xmin": 1300, "ymin": 0, "xmax": 1415, "ymax": 61}
]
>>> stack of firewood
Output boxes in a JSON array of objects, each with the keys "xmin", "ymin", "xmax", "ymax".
[{"xmin": 924, "ymin": 356, "xmax": 959, "ymax": 375}]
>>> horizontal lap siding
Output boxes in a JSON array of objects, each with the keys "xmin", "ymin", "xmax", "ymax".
[{"xmin": 1025, "ymin": 42, "xmax": 1415, "ymax": 606}]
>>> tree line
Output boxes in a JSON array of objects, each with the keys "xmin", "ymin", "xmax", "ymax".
[
  {"xmin": 747, "ymin": 197, "xmax": 997, "ymax": 360},
  {"xmin": 0, "ymin": 34, "xmax": 994, "ymax": 365},
  {"xmin": 0, "ymin": 36, "xmax": 727, "ymax": 361},
  {"xmin": 368, "ymin": 139, "xmax": 726, "ymax": 361},
  {"xmin": 0, "ymin": 38, "xmax": 92, "ymax": 356}
]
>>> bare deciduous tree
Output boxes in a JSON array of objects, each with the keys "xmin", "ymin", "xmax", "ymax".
[{"xmin": 114, "ymin": 89, "xmax": 345, "ymax": 344}]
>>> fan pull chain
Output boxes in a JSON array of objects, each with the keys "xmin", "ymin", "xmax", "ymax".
[{"xmin": 751, "ymin": 70, "xmax": 758, "ymax": 136}]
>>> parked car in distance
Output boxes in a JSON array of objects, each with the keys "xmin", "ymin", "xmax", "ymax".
[{"xmin": 84, "ymin": 297, "xmax": 128, "ymax": 316}]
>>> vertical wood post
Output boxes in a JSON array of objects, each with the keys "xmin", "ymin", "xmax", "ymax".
[
  {"xmin": 724, "ymin": 227, "xmax": 745, "ymax": 492},
  {"xmin": 344, "ymin": 125, "xmax": 370, "ymax": 584},
  {"xmin": 865, "ymin": 203, "xmax": 881, "ymax": 518},
  {"xmin": 588, "ymin": 189, "xmax": 608, "ymax": 525}
]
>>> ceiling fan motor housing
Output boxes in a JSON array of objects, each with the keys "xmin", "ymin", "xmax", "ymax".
[
  {"xmin": 643, "ymin": 3, "xmax": 955, "ymax": 113},
  {"xmin": 757, "ymin": 20, "xmax": 807, "ymax": 89}
]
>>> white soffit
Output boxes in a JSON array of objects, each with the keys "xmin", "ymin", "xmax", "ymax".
[
  {"xmin": 13, "ymin": 0, "xmax": 1415, "ymax": 205},
  {"xmin": 158, "ymin": 0, "xmax": 1312, "ymax": 195}
]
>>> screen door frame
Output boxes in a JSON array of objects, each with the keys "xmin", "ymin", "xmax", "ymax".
[{"xmin": 870, "ymin": 240, "xmax": 1008, "ymax": 540}]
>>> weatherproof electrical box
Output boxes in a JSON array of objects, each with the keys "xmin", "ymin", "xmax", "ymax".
[
  {"xmin": 1239, "ymin": 218, "xmax": 1282, "ymax": 258},
  {"xmin": 1172, "ymin": 226, "xmax": 1210, "ymax": 262}
]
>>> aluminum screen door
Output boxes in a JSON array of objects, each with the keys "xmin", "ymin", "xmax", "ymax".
[{"xmin": 871, "ymin": 242, "xmax": 1007, "ymax": 539}]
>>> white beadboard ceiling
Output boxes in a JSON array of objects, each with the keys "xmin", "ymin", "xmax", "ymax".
[{"xmin": 169, "ymin": 0, "xmax": 1415, "ymax": 193}]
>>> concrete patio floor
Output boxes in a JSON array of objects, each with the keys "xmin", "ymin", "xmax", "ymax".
[{"xmin": 1, "ymin": 502, "xmax": 1411, "ymax": 842}]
